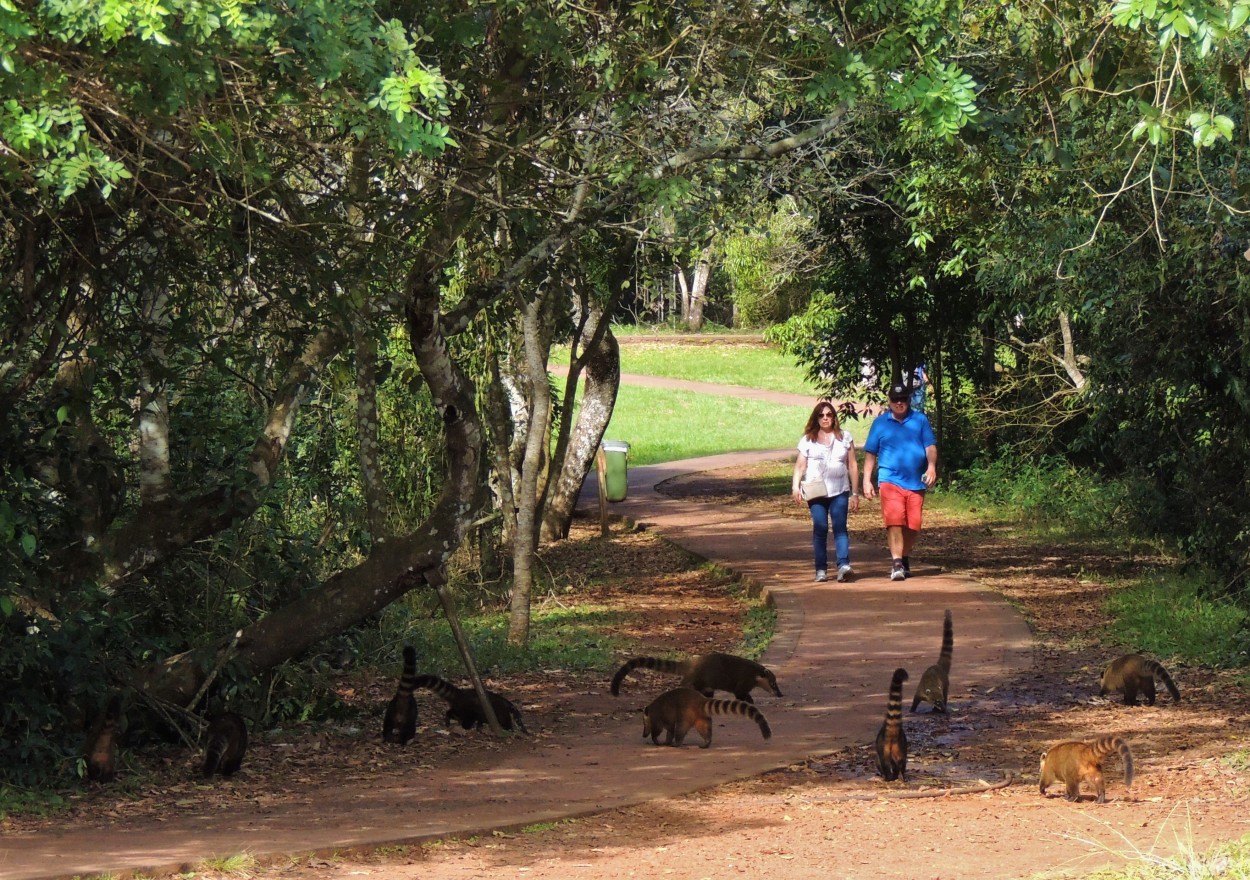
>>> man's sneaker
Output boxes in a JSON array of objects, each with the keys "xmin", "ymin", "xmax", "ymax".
[
  {"xmin": 836, "ymin": 564, "xmax": 854, "ymax": 583},
  {"xmin": 815, "ymin": 569, "xmax": 827, "ymax": 582},
  {"xmin": 890, "ymin": 560, "xmax": 906, "ymax": 581},
  {"xmin": 902, "ymin": 556, "xmax": 912, "ymax": 578}
]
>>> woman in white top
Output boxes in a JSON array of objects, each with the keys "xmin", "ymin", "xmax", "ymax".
[{"xmin": 791, "ymin": 401, "xmax": 860, "ymax": 582}]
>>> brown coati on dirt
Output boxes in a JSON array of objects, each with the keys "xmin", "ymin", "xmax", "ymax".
[
  {"xmin": 1039, "ymin": 736, "xmax": 1134, "ymax": 802},
  {"xmin": 910, "ymin": 609, "xmax": 953, "ymax": 713},
  {"xmin": 201, "ymin": 711, "xmax": 249, "ymax": 778},
  {"xmin": 84, "ymin": 692, "xmax": 124, "ymax": 782},
  {"xmin": 874, "ymin": 668, "xmax": 909, "ymax": 781},
  {"xmin": 411, "ymin": 675, "xmax": 528, "ymax": 733},
  {"xmin": 610, "ymin": 653, "xmax": 783, "ymax": 703},
  {"xmin": 382, "ymin": 645, "xmax": 420, "ymax": 744},
  {"xmin": 641, "ymin": 687, "xmax": 772, "ymax": 748},
  {"xmin": 1099, "ymin": 653, "xmax": 1181, "ymax": 706}
]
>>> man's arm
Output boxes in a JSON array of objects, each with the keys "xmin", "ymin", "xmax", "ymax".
[
  {"xmin": 922, "ymin": 444, "xmax": 937, "ymax": 488},
  {"xmin": 862, "ymin": 451, "xmax": 877, "ymax": 499}
]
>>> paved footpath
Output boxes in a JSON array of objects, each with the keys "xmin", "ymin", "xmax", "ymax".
[{"xmin": 1, "ymin": 451, "xmax": 1034, "ymax": 880}]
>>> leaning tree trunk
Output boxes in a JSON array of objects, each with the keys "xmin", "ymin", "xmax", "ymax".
[{"xmin": 539, "ymin": 325, "xmax": 620, "ymax": 541}]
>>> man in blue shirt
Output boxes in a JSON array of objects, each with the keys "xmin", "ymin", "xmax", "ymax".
[{"xmin": 861, "ymin": 383, "xmax": 938, "ymax": 581}]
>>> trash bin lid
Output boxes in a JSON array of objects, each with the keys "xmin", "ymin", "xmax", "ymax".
[{"xmin": 602, "ymin": 439, "xmax": 630, "ymax": 454}]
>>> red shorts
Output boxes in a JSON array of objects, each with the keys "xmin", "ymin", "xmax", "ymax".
[{"xmin": 879, "ymin": 482, "xmax": 925, "ymax": 530}]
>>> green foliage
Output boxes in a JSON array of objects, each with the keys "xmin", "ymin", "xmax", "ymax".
[
  {"xmin": 1081, "ymin": 832, "xmax": 1250, "ymax": 880},
  {"xmin": 384, "ymin": 603, "xmax": 628, "ymax": 678},
  {"xmin": 1106, "ymin": 573, "xmax": 1249, "ymax": 668},
  {"xmin": 720, "ymin": 198, "xmax": 822, "ymax": 327}
]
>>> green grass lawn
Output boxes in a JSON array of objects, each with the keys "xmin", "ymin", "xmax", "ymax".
[{"xmin": 556, "ymin": 330, "xmax": 865, "ymax": 465}]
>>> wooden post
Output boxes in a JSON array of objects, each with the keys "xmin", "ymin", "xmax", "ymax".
[{"xmin": 431, "ymin": 571, "xmax": 505, "ymax": 737}]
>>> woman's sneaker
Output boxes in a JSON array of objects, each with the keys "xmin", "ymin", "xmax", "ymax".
[
  {"xmin": 815, "ymin": 570, "xmax": 828, "ymax": 582},
  {"xmin": 836, "ymin": 564, "xmax": 854, "ymax": 582}
]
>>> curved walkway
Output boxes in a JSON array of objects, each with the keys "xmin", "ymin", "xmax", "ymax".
[{"xmin": 1, "ymin": 453, "xmax": 1034, "ymax": 880}]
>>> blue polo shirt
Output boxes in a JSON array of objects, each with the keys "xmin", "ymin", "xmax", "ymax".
[{"xmin": 863, "ymin": 409, "xmax": 936, "ymax": 491}]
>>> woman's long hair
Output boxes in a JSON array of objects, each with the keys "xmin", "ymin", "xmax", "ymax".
[{"xmin": 804, "ymin": 400, "xmax": 842, "ymax": 441}]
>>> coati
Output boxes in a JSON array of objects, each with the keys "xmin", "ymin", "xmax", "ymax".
[
  {"xmin": 911, "ymin": 609, "xmax": 953, "ymax": 713},
  {"xmin": 641, "ymin": 686, "xmax": 772, "ymax": 748},
  {"xmin": 1039, "ymin": 736, "xmax": 1134, "ymax": 802},
  {"xmin": 85, "ymin": 693, "xmax": 124, "ymax": 782},
  {"xmin": 610, "ymin": 653, "xmax": 783, "ymax": 704},
  {"xmin": 874, "ymin": 668, "xmax": 909, "ymax": 781},
  {"xmin": 201, "ymin": 711, "xmax": 249, "ymax": 778},
  {"xmin": 1099, "ymin": 653, "xmax": 1181, "ymax": 706},
  {"xmin": 382, "ymin": 645, "xmax": 420, "ymax": 744},
  {"xmin": 411, "ymin": 675, "xmax": 528, "ymax": 733}
]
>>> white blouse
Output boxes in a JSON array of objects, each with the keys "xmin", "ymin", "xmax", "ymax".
[{"xmin": 797, "ymin": 432, "xmax": 853, "ymax": 497}]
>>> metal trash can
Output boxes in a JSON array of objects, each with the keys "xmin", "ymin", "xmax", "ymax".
[{"xmin": 601, "ymin": 439, "xmax": 630, "ymax": 502}]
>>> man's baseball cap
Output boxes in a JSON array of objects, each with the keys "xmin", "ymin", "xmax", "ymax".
[{"xmin": 888, "ymin": 383, "xmax": 910, "ymax": 401}]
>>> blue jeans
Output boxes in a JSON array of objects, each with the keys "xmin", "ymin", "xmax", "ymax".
[{"xmin": 808, "ymin": 491, "xmax": 851, "ymax": 572}]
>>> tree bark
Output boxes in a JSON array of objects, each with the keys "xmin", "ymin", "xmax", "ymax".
[
  {"xmin": 685, "ymin": 245, "xmax": 712, "ymax": 331},
  {"xmin": 137, "ymin": 285, "xmax": 172, "ymax": 507},
  {"xmin": 508, "ymin": 292, "xmax": 555, "ymax": 645}
]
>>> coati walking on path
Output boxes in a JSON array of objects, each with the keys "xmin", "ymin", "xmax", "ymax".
[
  {"xmin": 1100, "ymin": 654, "xmax": 1181, "ymax": 706},
  {"xmin": 611, "ymin": 653, "xmax": 783, "ymax": 703},
  {"xmin": 875, "ymin": 668, "xmax": 909, "ymax": 781},
  {"xmin": 641, "ymin": 687, "xmax": 771, "ymax": 748},
  {"xmin": 412, "ymin": 675, "xmax": 528, "ymax": 733},
  {"xmin": 201, "ymin": 711, "xmax": 249, "ymax": 778},
  {"xmin": 85, "ymin": 693, "xmax": 124, "ymax": 782},
  {"xmin": 911, "ymin": 609, "xmax": 953, "ymax": 713},
  {"xmin": 1039, "ymin": 736, "xmax": 1134, "ymax": 802},
  {"xmin": 382, "ymin": 645, "xmax": 420, "ymax": 744}
]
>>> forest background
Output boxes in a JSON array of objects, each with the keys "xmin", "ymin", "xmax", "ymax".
[{"xmin": 3, "ymin": 0, "xmax": 1250, "ymax": 791}]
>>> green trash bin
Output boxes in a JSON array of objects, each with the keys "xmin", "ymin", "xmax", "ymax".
[{"xmin": 601, "ymin": 439, "xmax": 630, "ymax": 502}]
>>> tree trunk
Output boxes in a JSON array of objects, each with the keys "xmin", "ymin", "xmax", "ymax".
[
  {"xmin": 508, "ymin": 293, "xmax": 555, "ymax": 646},
  {"xmin": 137, "ymin": 285, "xmax": 172, "ymax": 507},
  {"xmin": 353, "ymin": 306, "xmax": 392, "ymax": 542},
  {"xmin": 685, "ymin": 245, "xmax": 712, "ymax": 331},
  {"xmin": 540, "ymin": 325, "xmax": 620, "ymax": 542}
]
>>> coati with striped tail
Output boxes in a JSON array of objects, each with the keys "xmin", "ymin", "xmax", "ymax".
[
  {"xmin": 1039, "ymin": 736, "xmax": 1134, "ymax": 802},
  {"xmin": 85, "ymin": 693, "xmax": 124, "ymax": 782},
  {"xmin": 1100, "ymin": 654, "xmax": 1181, "ymax": 706},
  {"xmin": 382, "ymin": 646, "xmax": 419, "ymax": 744},
  {"xmin": 610, "ymin": 653, "xmax": 782, "ymax": 704},
  {"xmin": 911, "ymin": 610, "xmax": 953, "ymax": 713},
  {"xmin": 641, "ymin": 687, "xmax": 772, "ymax": 748},
  {"xmin": 201, "ymin": 711, "xmax": 248, "ymax": 778},
  {"xmin": 874, "ymin": 668, "xmax": 909, "ymax": 781},
  {"xmin": 412, "ymin": 675, "xmax": 528, "ymax": 733}
]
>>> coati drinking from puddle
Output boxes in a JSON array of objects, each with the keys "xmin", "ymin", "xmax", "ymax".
[
  {"xmin": 611, "ymin": 653, "xmax": 782, "ymax": 703},
  {"xmin": 641, "ymin": 687, "xmax": 772, "ymax": 748}
]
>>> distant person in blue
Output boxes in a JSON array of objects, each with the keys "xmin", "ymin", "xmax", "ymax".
[
  {"xmin": 861, "ymin": 383, "xmax": 938, "ymax": 581},
  {"xmin": 910, "ymin": 363, "xmax": 928, "ymax": 412},
  {"xmin": 792, "ymin": 401, "xmax": 860, "ymax": 583}
]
